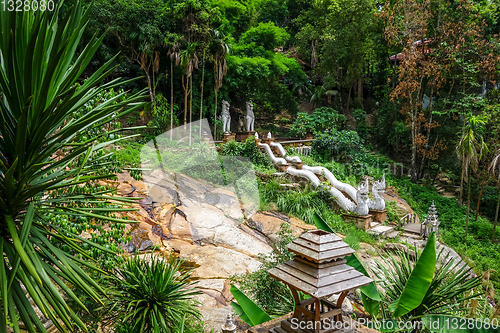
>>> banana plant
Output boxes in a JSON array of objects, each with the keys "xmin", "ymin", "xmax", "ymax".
[
  {"xmin": 313, "ymin": 212, "xmax": 492, "ymax": 332},
  {"xmin": 230, "ymin": 284, "xmax": 272, "ymax": 327},
  {"xmin": 0, "ymin": 3, "xmax": 146, "ymax": 333}
]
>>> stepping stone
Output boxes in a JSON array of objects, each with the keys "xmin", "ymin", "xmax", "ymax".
[
  {"xmin": 386, "ymin": 230, "xmax": 400, "ymax": 239},
  {"xmin": 367, "ymin": 225, "xmax": 395, "ymax": 236}
]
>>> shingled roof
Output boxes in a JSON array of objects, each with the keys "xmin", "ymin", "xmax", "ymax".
[{"xmin": 269, "ymin": 230, "xmax": 372, "ymax": 298}]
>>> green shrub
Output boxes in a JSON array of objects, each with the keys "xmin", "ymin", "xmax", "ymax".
[
  {"xmin": 289, "ymin": 107, "xmax": 346, "ymax": 138},
  {"xmin": 148, "ymin": 93, "xmax": 179, "ymax": 135},
  {"xmin": 352, "ymin": 108, "xmax": 368, "ymax": 140},
  {"xmin": 312, "ymin": 129, "xmax": 364, "ymax": 162},
  {"xmin": 108, "ymin": 254, "xmax": 203, "ymax": 333},
  {"xmin": 221, "ymin": 138, "xmax": 273, "ymax": 168},
  {"xmin": 112, "ymin": 142, "xmax": 143, "ymax": 167},
  {"xmin": 231, "ymin": 223, "xmax": 300, "ymax": 316}
]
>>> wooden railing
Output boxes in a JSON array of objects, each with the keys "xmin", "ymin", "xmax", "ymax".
[{"xmin": 398, "ymin": 213, "xmax": 425, "ymax": 235}]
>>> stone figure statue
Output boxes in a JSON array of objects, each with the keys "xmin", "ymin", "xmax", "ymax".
[
  {"xmin": 221, "ymin": 100, "xmax": 231, "ymax": 133},
  {"xmin": 237, "ymin": 118, "xmax": 245, "ymax": 133},
  {"xmin": 245, "ymin": 101, "xmax": 255, "ymax": 132},
  {"xmin": 267, "ymin": 132, "xmax": 272, "ymax": 139}
]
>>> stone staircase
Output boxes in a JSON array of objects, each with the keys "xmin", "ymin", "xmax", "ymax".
[{"xmin": 433, "ymin": 174, "xmax": 458, "ymax": 199}]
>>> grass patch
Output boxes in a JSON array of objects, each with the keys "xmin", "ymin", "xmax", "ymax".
[{"xmin": 110, "ymin": 141, "xmax": 143, "ymax": 168}]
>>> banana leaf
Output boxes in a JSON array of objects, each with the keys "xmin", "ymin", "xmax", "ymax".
[
  {"xmin": 361, "ymin": 292, "xmax": 380, "ymax": 317},
  {"xmin": 230, "ymin": 284, "xmax": 272, "ymax": 326},
  {"xmin": 230, "ymin": 300, "xmax": 252, "ymax": 326},
  {"xmin": 313, "ymin": 211, "xmax": 333, "ymax": 233},
  {"xmin": 345, "ymin": 254, "xmax": 381, "ymax": 301},
  {"xmin": 392, "ymin": 232, "xmax": 437, "ymax": 318}
]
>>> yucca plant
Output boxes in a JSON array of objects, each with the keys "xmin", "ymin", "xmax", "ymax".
[
  {"xmin": 0, "ymin": 3, "xmax": 146, "ymax": 333},
  {"xmin": 106, "ymin": 254, "xmax": 202, "ymax": 333}
]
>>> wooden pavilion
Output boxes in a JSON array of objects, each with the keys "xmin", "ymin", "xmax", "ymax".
[{"xmin": 268, "ymin": 230, "xmax": 372, "ymax": 333}]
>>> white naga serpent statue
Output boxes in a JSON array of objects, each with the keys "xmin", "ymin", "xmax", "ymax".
[
  {"xmin": 368, "ymin": 174, "xmax": 386, "ymax": 211},
  {"xmin": 259, "ymin": 136, "xmax": 385, "ymax": 215}
]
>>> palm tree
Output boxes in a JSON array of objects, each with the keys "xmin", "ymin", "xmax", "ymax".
[
  {"xmin": 166, "ymin": 38, "xmax": 181, "ymax": 140},
  {"xmin": 310, "ymin": 84, "xmax": 337, "ymax": 108},
  {"xmin": 488, "ymin": 148, "xmax": 500, "ymax": 248},
  {"xmin": 199, "ymin": 47, "xmax": 206, "ymax": 138},
  {"xmin": 137, "ymin": 50, "xmax": 160, "ymax": 106},
  {"xmin": 0, "ymin": 4, "xmax": 146, "ymax": 332},
  {"xmin": 180, "ymin": 42, "xmax": 199, "ymax": 139},
  {"xmin": 456, "ymin": 113, "xmax": 488, "ymax": 238},
  {"xmin": 212, "ymin": 30, "xmax": 230, "ymax": 140}
]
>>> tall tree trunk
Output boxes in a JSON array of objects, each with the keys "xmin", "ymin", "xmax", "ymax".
[
  {"xmin": 199, "ymin": 50, "xmax": 205, "ymax": 138},
  {"xmin": 410, "ymin": 108, "xmax": 417, "ymax": 181},
  {"xmin": 475, "ymin": 171, "xmax": 489, "ymax": 220},
  {"xmin": 214, "ymin": 87, "xmax": 218, "ymax": 140},
  {"xmin": 170, "ymin": 59, "xmax": 174, "ymax": 140},
  {"xmin": 492, "ymin": 184, "xmax": 500, "ymax": 242},
  {"xmin": 465, "ymin": 173, "xmax": 471, "ymax": 239},
  {"xmin": 183, "ymin": 74, "xmax": 188, "ymax": 130},
  {"xmin": 145, "ymin": 70, "xmax": 155, "ymax": 106},
  {"xmin": 459, "ymin": 116, "xmax": 466, "ymax": 205},
  {"xmin": 347, "ymin": 84, "xmax": 352, "ymax": 113},
  {"xmin": 357, "ymin": 79, "xmax": 362, "ymax": 101},
  {"xmin": 411, "ymin": 76, "xmax": 424, "ymax": 181},
  {"xmin": 189, "ymin": 75, "xmax": 193, "ymax": 145},
  {"xmin": 459, "ymin": 159, "xmax": 465, "ymax": 205}
]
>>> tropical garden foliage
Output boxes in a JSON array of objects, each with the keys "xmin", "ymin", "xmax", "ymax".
[
  {"xmin": 0, "ymin": 4, "xmax": 150, "ymax": 333},
  {"xmin": 2, "ymin": 0, "xmax": 500, "ymax": 330}
]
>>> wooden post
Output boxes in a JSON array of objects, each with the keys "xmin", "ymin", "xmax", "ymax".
[
  {"xmin": 336, "ymin": 290, "xmax": 349, "ymax": 323},
  {"xmin": 290, "ymin": 287, "xmax": 301, "ymax": 319},
  {"xmin": 314, "ymin": 298, "xmax": 321, "ymax": 333}
]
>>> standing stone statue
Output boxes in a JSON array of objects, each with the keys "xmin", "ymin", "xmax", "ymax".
[
  {"xmin": 221, "ymin": 100, "xmax": 231, "ymax": 133},
  {"xmin": 245, "ymin": 101, "xmax": 255, "ymax": 132}
]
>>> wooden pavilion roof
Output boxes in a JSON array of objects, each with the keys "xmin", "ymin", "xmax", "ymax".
[{"xmin": 268, "ymin": 230, "xmax": 372, "ymax": 298}]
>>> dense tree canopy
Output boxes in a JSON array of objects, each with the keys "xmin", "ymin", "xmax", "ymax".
[{"xmin": 75, "ymin": 0, "xmax": 500, "ymax": 197}]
